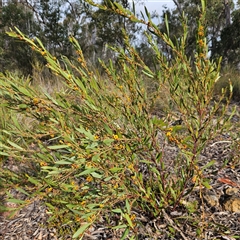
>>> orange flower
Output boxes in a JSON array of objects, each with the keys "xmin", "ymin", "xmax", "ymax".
[
  {"xmin": 198, "ymin": 39, "xmax": 204, "ymax": 47},
  {"xmin": 113, "ymin": 134, "xmax": 119, "ymax": 140},
  {"xmin": 32, "ymin": 98, "xmax": 40, "ymax": 105},
  {"xmin": 86, "ymin": 175, "xmax": 93, "ymax": 182}
]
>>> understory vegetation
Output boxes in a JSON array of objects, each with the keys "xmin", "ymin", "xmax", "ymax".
[{"xmin": 0, "ymin": 0, "xmax": 239, "ymax": 239}]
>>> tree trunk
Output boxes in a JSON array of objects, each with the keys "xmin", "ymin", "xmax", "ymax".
[
  {"xmin": 223, "ymin": 0, "xmax": 231, "ymax": 26},
  {"xmin": 173, "ymin": 0, "xmax": 183, "ymax": 16}
]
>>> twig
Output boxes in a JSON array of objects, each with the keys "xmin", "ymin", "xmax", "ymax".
[
  {"xmin": 162, "ymin": 209, "xmax": 189, "ymax": 240},
  {"xmin": 209, "ymin": 140, "xmax": 231, "ymax": 148}
]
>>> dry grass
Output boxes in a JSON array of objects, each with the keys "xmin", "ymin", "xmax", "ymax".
[{"xmin": 215, "ymin": 66, "xmax": 240, "ymax": 102}]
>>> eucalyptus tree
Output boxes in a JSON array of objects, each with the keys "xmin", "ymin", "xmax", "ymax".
[
  {"xmin": 27, "ymin": 0, "xmax": 69, "ymax": 56},
  {"xmin": 158, "ymin": 0, "xmax": 235, "ymax": 61},
  {"xmin": 86, "ymin": 0, "xmax": 142, "ymax": 64},
  {"xmin": 216, "ymin": 8, "xmax": 240, "ymax": 65}
]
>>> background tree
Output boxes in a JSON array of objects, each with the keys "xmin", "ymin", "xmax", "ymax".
[
  {"xmin": 158, "ymin": 0, "xmax": 235, "ymax": 62},
  {"xmin": 0, "ymin": 0, "xmax": 156, "ymax": 74},
  {"xmin": 27, "ymin": 0, "xmax": 69, "ymax": 56},
  {"xmin": 0, "ymin": 0, "xmax": 36, "ymax": 74},
  {"xmin": 1, "ymin": 0, "xmax": 240, "ymax": 74},
  {"xmin": 215, "ymin": 8, "xmax": 240, "ymax": 66},
  {"xmin": 87, "ymin": 0, "xmax": 142, "ymax": 65}
]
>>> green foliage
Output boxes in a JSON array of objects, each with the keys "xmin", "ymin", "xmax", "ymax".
[{"xmin": 0, "ymin": 0, "xmax": 235, "ymax": 238}]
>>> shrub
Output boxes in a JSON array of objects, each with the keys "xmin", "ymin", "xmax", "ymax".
[{"xmin": 0, "ymin": 0, "xmax": 234, "ymax": 238}]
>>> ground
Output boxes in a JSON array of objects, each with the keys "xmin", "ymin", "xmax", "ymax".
[{"xmin": 0, "ymin": 103, "xmax": 239, "ymax": 240}]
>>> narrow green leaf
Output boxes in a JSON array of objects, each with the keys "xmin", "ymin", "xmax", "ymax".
[
  {"xmin": 85, "ymin": 100, "xmax": 99, "ymax": 111},
  {"xmin": 55, "ymin": 160, "xmax": 72, "ymax": 165},
  {"xmin": 34, "ymin": 37, "xmax": 47, "ymax": 52},
  {"xmin": 75, "ymin": 126, "xmax": 94, "ymax": 141},
  {"xmin": 140, "ymin": 10, "xmax": 145, "ymax": 21},
  {"xmin": 16, "ymin": 187, "xmax": 30, "ymax": 196},
  {"xmin": 104, "ymin": 176, "xmax": 113, "ymax": 181},
  {"xmin": 74, "ymin": 77, "xmax": 87, "ymax": 94},
  {"xmin": 201, "ymin": 0, "xmax": 205, "ymax": 12},
  {"xmin": 90, "ymin": 172, "xmax": 103, "ymax": 178},
  {"xmin": 77, "ymin": 168, "xmax": 98, "ymax": 176},
  {"xmin": 103, "ymin": 138, "xmax": 114, "ymax": 145},
  {"xmin": 86, "ymin": 142, "xmax": 98, "ymax": 149},
  {"xmin": 45, "ymin": 55, "xmax": 59, "ymax": 68},
  {"xmin": 27, "ymin": 176, "xmax": 40, "ymax": 186},
  {"xmin": 142, "ymin": 70, "xmax": 154, "ymax": 78},
  {"xmin": 132, "ymin": 1, "xmax": 136, "ymax": 15},
  {"xmin": 86, "ymin": 203, "xmax": 101, "ymax": 209},
  {"xmin": 47, "ymin": 144, "xmax": 69, "ymax": 150},
  {"xmin": 72, "ymin": 223, "xmax": 91, "ymax": 238},
  {"xmin": 104, "ymin": 124, "xmax": 113, "ymax": 135},
  {"xmin": 156, "ymin": 152, "xmax": 162, "ymax": 163},
  {"xmin": 1, "ymin": 130, "xmax": 11, "ymax": 135},
  {"xmin": 109, "ymin": 167, "xmax": 123, "ymax": 173},
  {"xmin": 7, "ymin": 140, "xmax": 24, "ymax": 150},
  {"xmin": 12, "ymin": 115, "xmax": 24, "ymax": 130},
  {"xmin": 41, "ymin": 166, "xmax": 59, "ymax": 171},
  {"xmin": 6, "ymin": 30, "xmax": 19, "ymax": 38},
  {"xmin": 125, "ymin": 199, "xmax": 131, "ymax": 214},
  {"xmin": 113, "ymin": 2, "xmax": 124, "ymax": 11},
  {"xmin": 6, "ymin": 198, "xmax": 26, "ymax": 204},
  {"xmin": 165, "ymin": 13, "xmax": 169, "ymax": 36},
  {"xmin": 169, "ymin": 187, "xmax": 177, "ymax": 201},
  {"xmin": 201, "ymin": 160, "xmax": 215, "ymax": 171},
  {"xmin": 202, "ymin": 179, "xmax": 211, "ymax": 189},
  {"xmin": 43, "ymin": 91, "xmax": 60, "ymax": 106},
  {"xmin": 229, "ymin": 82, "xmax": 233, "ymax": 93},
  {"xmin": 124, "ymin": 213, "xmax": 133, "ymax": 228},
  {"xmin": 112, "ymin": 224, "xmax": 128, "ymax": 230},
  {"xmin": 120, "ymin": 227, "xmax": 130, "ymax": 240},
  {"xmin": 112, "ymin": 208, "xmax": 123, "ymax": 214},
  {"xmin": 53, "ymin": 199, "xmax": 68, "ymax": 204},
  {"xmin": 144, "ymin": 6, "xmax": 151, "ymax": 19},
  {"xmin": 18, "ymin": 104, "xmax": 28, "ymax": 109},
  {"xmin": 47, "ymin": 171, "xmax": 62, "ymax": 176},
  {"xmin": 45, "ymin": 202, "xmax": 55, "ymax": 210},
  {"xmin": 92, "ymin": 153, "xmax": 101, "ymax": 161},
  {"xmin": 18, "ymin": 87, "xmax": 32, "ymax": 97},
  {"xmin": 0, "ymin": 152, "xmax": 10, "ymax": 156},
  {"xmin": 7, "ymin": 210, "xmax": 19, "ymax": 219}
]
